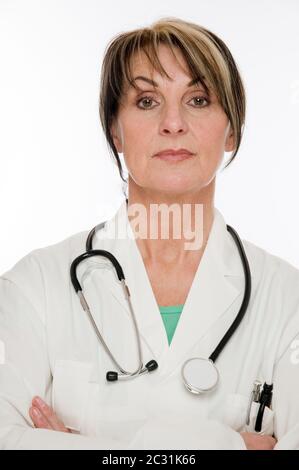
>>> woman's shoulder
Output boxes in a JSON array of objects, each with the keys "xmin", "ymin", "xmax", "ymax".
[
  {"xmin": 0, "ymin": 230, "xmax": 90, "ymax": 324},
  {"xmin": 242, "ymin": 237, "xmax": 299, "ymax": 286},
  {"xmin": 0, "ymin": 229, "xmax": 90, "ymax": 287},
  {"xmin": 241, "ymin": 238, "xmax": 299, "ymax": 356}
]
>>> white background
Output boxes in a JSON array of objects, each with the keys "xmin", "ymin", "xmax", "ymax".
[{"xmin": 0, "ymin": 0, "xmax": 299, "ymax": 274}]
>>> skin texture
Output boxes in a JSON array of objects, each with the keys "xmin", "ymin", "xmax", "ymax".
[
  {"xmin": 29, "ymin": 396, "xmax": 70, "ymax": 433},
  {"xmin": 112, "ymin": 44, "xmax": 235, "ymax": 268},
  {"xmin": 30, "ymin": 44, "xmax": 277, "ymax": 449},
  {"xmin": 240, "ymin": 432, "xmax": 277, "ymax": 450}
]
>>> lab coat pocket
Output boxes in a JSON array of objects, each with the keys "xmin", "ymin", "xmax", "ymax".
[
  {"xmin": 244, "ymin": 401, "xmax": 274, "ymax": 436},
  {"xmin": 222, "ymin": 393, "xmax": 249, "ymax": 432},
  {"xmin": 52, "ymin": 359, "xmax": 93, "ymax": 432},
  {"xmin": 94, "ymin": 379, "xmax": 149, "ymax": 443},
  {"xmin": 222, "ymin": 393, "xmax": 274, "ymax": 436}
]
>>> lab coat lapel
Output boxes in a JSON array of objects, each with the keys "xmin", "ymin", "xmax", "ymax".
[
  {"xmin": 159, "ymin": 209, "xmax": 244, "ymax": 374},
  {"xmin": 92, "ymin": 200, "xmax": 246, "ymax": 376},
  {"xmin": 92, "ymin": 200, "xmax": 169, "ymax": 360}
]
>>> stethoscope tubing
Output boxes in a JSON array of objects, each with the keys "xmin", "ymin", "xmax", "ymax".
[
  {"xmin": 70, "ymin": 206, "xmax": 252, "ymax": 385},
  {"xmin": 209, "ymin": 224, "xmax": 252, "ymax": 363},
  {"xmin": 70, "ymin": 250, "xmax": 144, "ymax": 377},
  {"xmin": 70, "ymin": 209, "xmax": 272, "ymax": 431}
]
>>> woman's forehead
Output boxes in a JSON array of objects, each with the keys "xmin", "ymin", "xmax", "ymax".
[
  {"xmin": 123, "ymin": 52, "xmax": 210, "ymax": 94},
  {"xmin": 128, "ymin": 46, "xmax": 191, "ymax": 79}
]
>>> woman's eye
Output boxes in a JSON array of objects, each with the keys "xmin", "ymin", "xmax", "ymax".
[
  {"xmin": 189, "ymin": 96, "xmax": 209, "ymax": 107},
  {"xmin": 136, "ymin": 96, "xmax": 158, "ymax": 110},
  {"xmin": 136, "ymin": 95, "xmax": 209, "ymax": 110}
]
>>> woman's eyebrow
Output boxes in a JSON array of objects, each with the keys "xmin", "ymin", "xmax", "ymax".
[{"xmin": 132, "ymin": 75, "xmax": 206, "ymax": 88}]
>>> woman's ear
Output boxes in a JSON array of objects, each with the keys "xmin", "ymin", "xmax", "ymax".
[
  {"xmin": 225, "ymin": 124, "xmax": 236, "ymax": 152},
  {"xmin": 110, "ymin": 121, "xmax": 123, "ymax": 153}
]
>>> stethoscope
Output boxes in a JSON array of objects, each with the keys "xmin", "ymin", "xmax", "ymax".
[{"xmin": 70, "ymin": 199, "xmax": 273, "ymax": 432}]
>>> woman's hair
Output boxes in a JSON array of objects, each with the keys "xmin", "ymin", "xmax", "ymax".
[{"xmin": 99, "ymin": 17, "xmax": 246, "ymax": 182}]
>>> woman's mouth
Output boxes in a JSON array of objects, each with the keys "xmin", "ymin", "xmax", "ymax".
[{"xmin": 153, "ymin": 148, "xmax": 194, "ymax": 162}]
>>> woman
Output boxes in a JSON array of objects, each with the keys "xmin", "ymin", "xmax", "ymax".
[{"xmin": 1, "ymin": 17, "xmax": 299, "ymax": 450}]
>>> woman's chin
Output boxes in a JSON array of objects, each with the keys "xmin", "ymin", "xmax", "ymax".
[{"xmin": 146, "ymin": 181, "xmax": 201, "ymax": 196}]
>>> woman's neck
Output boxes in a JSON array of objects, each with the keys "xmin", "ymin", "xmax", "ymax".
[{"xmin": 126, "ymin": 185, "xmax": 215, "ymax": 265}]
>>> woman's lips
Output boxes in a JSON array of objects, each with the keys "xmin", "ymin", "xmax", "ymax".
[{"xmin": 153, "ymin": 152, "xmax": 194, "ymax": 162}]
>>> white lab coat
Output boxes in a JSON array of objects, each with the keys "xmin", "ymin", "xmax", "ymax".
[{"xmin": 1, "ymin": 200, "xmax": 299, "ymax": 450}]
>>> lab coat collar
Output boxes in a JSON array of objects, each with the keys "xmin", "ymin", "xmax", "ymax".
[{"xmin": 92, "ymin": 199, "xmax": 246, "ymax": 376}]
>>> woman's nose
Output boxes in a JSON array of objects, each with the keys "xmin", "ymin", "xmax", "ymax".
[{"xmin": 158, "ymin": 104, "xmax": 189, "ymax": 135}]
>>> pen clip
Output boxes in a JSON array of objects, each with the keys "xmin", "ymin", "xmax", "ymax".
[
  {"xmin": 254, "ymin": 382, "xmax": 273, "ymax": 432},
  {"xmin": 246, "ymin": 380, "xmax": 262, "ymax": 425}
]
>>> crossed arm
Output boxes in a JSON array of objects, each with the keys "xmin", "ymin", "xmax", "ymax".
[
  {"xmin": 29, "ymin": 395, "xmax": 277, "ymax": 450},
  {"xmin": 0, "ymin": 258, "xmax": 297, "ymax": 450}
]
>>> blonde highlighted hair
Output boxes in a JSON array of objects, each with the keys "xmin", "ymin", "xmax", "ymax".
[{"xmin": 99, "ymin": 17, "xmax": 246, "ymax": 181}]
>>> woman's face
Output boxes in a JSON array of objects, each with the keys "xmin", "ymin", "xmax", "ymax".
[{"xmin": 111, "ymin": 44, "xmax": 235, "ymax": 196}]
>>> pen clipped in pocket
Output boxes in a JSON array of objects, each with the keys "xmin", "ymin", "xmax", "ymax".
[
  {"xmin": 244, "ymin": 400, "xmax": 274, "ymax": 436},
  {"xmin": 221, "ymin": 392, "xmax": 274, "ymax": 436}
]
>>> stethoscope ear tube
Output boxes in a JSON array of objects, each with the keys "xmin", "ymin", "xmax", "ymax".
[
  {"xmin": 106, "ymin": 360, "xmax": 158, "ymax": 382},
  {"xmin": 70, "ymin": 237, "xmax": 158, "ymax": 382},
  {"xmin": 208, "ymin": 224, "xmax": 252, "ymax": 363},
  {"xmin": 70, "ymin": 249, "xmax": 126, "ymax": 293},
  {"xmin": 86, "ymin": 226, "xmax": 97, "ymax": 252}
]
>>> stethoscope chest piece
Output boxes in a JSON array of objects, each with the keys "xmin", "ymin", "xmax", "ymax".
[{"xmin": 181, "ymin": 357, "xmax": 219, "ymax": 394}]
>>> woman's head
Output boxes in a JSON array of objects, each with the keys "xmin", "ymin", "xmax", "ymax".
[{"xmin": 99, "ymin": 17, "xmax": 246, "ymax": 197}]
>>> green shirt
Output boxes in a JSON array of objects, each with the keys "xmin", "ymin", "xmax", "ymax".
[{"xmin": 159, "ymin": 304, "xmax": 184, "ymax": 345}]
